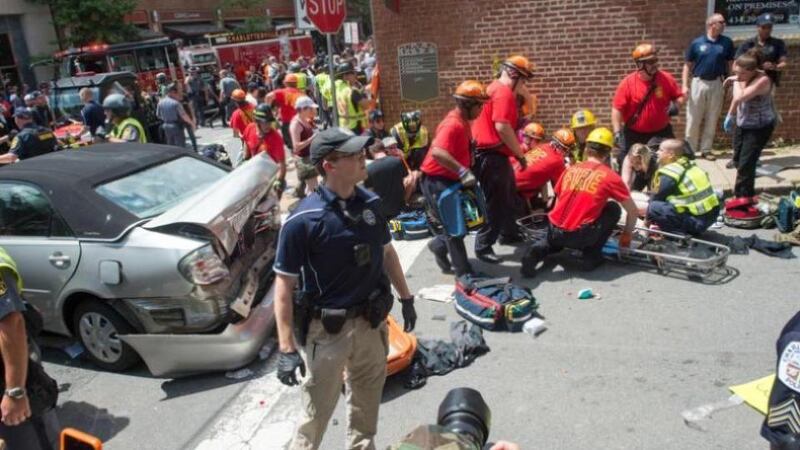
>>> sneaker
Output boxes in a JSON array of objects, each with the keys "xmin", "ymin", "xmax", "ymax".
[
  {"xmin": 725, "ymin": 160, "xmax": 736, "ymax": 169},
  {"xmin": 475, "ymin": 249, "xmax": 503, "ymax": 264},
  {"xmin": 498, "ymin": 233, "xmax": 524, "ymax": 245},
  {"xmin": 702, "ymin": 152, "xmax": 716, "ymax": 161},
  {"xmin": 581, "ymin": 252, "xmax": 606, "ymax": 271},
  {"xmin": 520, "ymin": 254, "xmax": 541, "ymax": 278}
]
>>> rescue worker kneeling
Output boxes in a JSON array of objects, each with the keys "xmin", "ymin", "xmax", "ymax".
[
  {"xmin": 391, "ymin": 111, "xmax": 430, "ymax": 171},
  {"xmin": 645, "ymin": 139, "xmax": 720, "ymax": 236},
  {"xmin": 520, "ymin": 127, "xmax": 638, "ymax": 278},
  {"xmin": 420, "ymin": 80, "xmax": 490, "ymax": 277},
  {"xmin": 512, "ymin": 128, "xmax": 575, "ymax": 212}
]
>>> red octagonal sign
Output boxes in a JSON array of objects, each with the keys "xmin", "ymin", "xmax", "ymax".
[{"xmin": 306, "ymin": 0, "xmax": 347, "ymax": 34}]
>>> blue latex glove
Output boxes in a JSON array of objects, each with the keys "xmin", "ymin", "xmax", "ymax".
[{"xmin": 723, "ymin": 114, "xmax": 734, "ymax": 134}]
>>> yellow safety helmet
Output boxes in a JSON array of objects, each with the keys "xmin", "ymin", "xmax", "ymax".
[
  {"xmin": 585, "ymin": 127, "xmax": 614, "ymax": 149},
  {"xmin": 570, "ymin": 109, "xmax": 597, "ymax": 129}
]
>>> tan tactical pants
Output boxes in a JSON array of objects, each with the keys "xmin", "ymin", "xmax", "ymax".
[
  {"xmin": 685, "ymin": 77, "xmax": 724, "ymax": 155},
  {"xmin": 290, "ymin": 317, "xmax": 388, "ymax": 450}
]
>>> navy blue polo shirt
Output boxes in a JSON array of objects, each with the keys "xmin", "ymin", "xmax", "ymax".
[
  {"xmin": 273, "ymin": 185, "xmax": 391, "ymax": 309},
  {"xmin": 761, "ymin": 311, "xmax": 800, "ymax": 445},
  {"xmin": 685, "ymin": 34, "xmax": 735, "ymax": 80},
  {"xmin": 81, "ymin": 100, "xmax": 106, "ymax": 135},
  {"xmin": 736, "ymin": 36, "xmax": 788, "ymax": 85}
]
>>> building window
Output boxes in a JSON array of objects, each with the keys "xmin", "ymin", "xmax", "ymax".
[
  {"xmin": 710, "ymin": 0, "xmax": 800, "ymax": 36},
  {"xmin": 0, "ymin": 33, "xmax": 19, "ymax": 88}
]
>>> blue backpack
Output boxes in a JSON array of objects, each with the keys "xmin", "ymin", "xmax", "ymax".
[
  {"xmin": 389, "ymin": 210, "xmax": 431, "ymax": 240},
  {"xmin": 453, "ymin": 275, "xmax": 537, "ymax": 332}
]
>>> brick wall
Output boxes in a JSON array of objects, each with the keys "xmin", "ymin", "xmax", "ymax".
[
  {"xmin": 135, "ymin": 0, "xmax": 295, "ymax": 17},
  {"xmin": 371, "ymin": 0, "xmax": 799, "ymax": 144}
]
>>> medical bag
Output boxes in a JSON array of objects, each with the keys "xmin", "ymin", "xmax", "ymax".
[
  {"xmin": 453, "ymin": 275, "xmax": 537, "ymax": 332},
  {"xmin": 389, "ymin": 210, "xmax": 432, "ymax": 240}
]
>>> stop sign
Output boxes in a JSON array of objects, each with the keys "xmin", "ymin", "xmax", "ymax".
[{"xmin": 306, "ymin": 0, "xmax": 347, "ymax": 34}]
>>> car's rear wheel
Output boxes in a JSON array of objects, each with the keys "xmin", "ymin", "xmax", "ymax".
[{"xmin": 73, "ymin": 301, "xmax": 140, "ymax": 371}]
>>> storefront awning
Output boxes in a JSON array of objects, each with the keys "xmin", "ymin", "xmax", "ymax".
[{"xmin": 163, "ymin": 23, "xmax": 227, "ymax": 37}]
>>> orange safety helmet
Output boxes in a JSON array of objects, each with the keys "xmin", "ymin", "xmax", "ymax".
[
  {"xmin": 453, "ymin": 80, "xmax": 490, "ymax": 102},
  {"xmin": 231, "ymin": 89, "xmax": 246, "ymax": 102},
  {"xmin": 284, "ymin": 73, "xmax": 299, "ymax": 85},
  {"xmin": 502, "ymin": 55, "xmax": 534, "ymax": 78},
  {"xmin": 551, "ymin": 128, "xmax": 577, "ymax": 150},
  {"xmin": 632, "ymin": 43, "xmax": 658, "ymax": 62},
  {"xmin": 523, "ymin": 122, "xmax": 545, "ymax": 140}
]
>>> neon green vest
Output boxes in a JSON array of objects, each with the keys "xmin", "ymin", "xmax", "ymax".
[
  {"xmin": 295, "ymin": 73, "xmax": 308, "ymax": 90},
  {"xmin": 391, "ymin": 123, "xmax": 429, "ymax": 157},
  {"xmin": 0, "ymin": 248, "xmax": 23, "ymax": 292},
  {"xmin": 111, "ymin": 117, "xmax": 147, "ymax": 143},
  {"xmin": 336, "ymin": 80, "xmax": 367, "ymax": 131},
  {"xmin": 656, "ymin": 157, "xmax": 719, "ymax": 216},
  {"xmin": 317, "ymin": 73, "xmax": 332, "ymax": 106}
]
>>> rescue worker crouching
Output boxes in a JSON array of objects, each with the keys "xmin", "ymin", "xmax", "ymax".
[
  {"xmin": 570, "ymin": 108, "xmax": 597, "ymax": 163},
  {"xmin": 512, "ymin": 128, "xmax": 575, "ymax": 212},
  {"xmin": 645, "ymin": 139, "xmax": 719, "ymax": 236},
  {"xmin": 364, "ymin": 109, "xmax": 389, "ymax": 142},
  {"xmin": 520, "ymin": 127, "xmax": 639, "ymax": 278},
  {"xmin": 0, "ymin": 108, "xmax": 57, "ymax": 165},
  {"xmin": 102, "ymin": 94, "xmax": 147, "ymax": 143},
  {"xmin": 273, "ymin": 127, "xmax": 416, "ymax": 449},
  {"xmin": 420, "ymin": 80, "xmax": 490, "ymax": 276},
  {"xmin": 519, "ymin": 122, "xmax": 545, "ymax": 153},
  {"xmin": 391, "ymin": 111, "xmax": 430, "ymax": 171},
  {"xmin": 471, "ymin": 55, "xmax": 535, "ymax": 262}
]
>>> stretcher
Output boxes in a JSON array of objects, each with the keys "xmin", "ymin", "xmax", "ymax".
[
  {"xmin": 516, "ymin": 213, "xmax": 731, "ymax": 280},
  {"xmin": 386, "ymin": 315, "xmax": 417, "ymax": 376}
]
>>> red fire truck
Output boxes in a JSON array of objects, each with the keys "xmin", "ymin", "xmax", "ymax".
[
  {"xmin": 207, "ymin": 32, "xmax": 315, "ymax": 83},
  {"xmin": 54, "ymin": 37, "xmax": 184, "ymax": 92}
]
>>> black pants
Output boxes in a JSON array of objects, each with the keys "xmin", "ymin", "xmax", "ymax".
[
  {"xmin": 221, "ymin": 97, "xmax": 234, "ymax": 126},
  {"xmin": 733, "ymin": 123, "xmax": 775, "ymax": 198},
  {"xmin": 620, "ymin": 124, "xmax": 674, "ymax": 166},
  {"xmin": 0, "ymin": 411, "xmax": 57, "ymax": 450},
  {"xmin": 281, "ymin": 121, "xmax": 293, "ymax": 151},
  {"xmin": 526, "ymin": 202, "xmax": 621, "ymax": 262},
  {"xmin": 647, "ymin": 201, "xmax": 719, "ymax": 236},
  {"xmin": 189, "ymin": 96, "xmax": 205, "ymax": 126},
  {"xmin": 421, "ymin": 175, "xmax": 473, "ymax": 276},
  {"xmin": 474, "ymin": 151, "xmax": 519, "ymax": 253}
]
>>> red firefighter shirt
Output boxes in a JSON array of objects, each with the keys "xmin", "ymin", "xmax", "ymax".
[
  {"xmin": 272, "ymin": 87, "xmax": 302, "ymax": 124},
  {"xmin": 230, "ymin": 104, "xmax": 255, "ymax": 136},
  {"xmin": 511, "ymin": 142, "xmax": 566, "ymax": 200},
  {"xmin": 612, "ymin": 70, "xmax": 681, "ymax": 133},
  {"xmin": 420, "ymin": 108, "xmax": 472, "ymax": 181},
  {"xmin": 548, "ymin": 161, "xmax": 631, "ymax": 231},
  {"xmin": 242, "ymin": 123, "xmax": 286, "ymax": 163},
  {"xmin": 471, "ymin": 80, "xmax": 517, "ymax": 157}
]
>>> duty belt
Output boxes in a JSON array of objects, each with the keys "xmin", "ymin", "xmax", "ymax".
[
  {"xmin": 475, "ymin": 143, "xmax": 503, "ymax": 153},
  {"xmin": 311, "ymin": 302, "xmax": 367, "ymax": 319}
]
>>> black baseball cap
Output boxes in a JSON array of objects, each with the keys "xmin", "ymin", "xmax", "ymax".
[
  {"xmin": 13, "ymin": 107, "xmax": 33, "ymax": 119},
  {"xmin": 310, "ymin": 128, "xmax": 374, "ymax": 165},
  {"xmin": 756, "ymin": 13, "xmax": 775, "ymax": 26}
]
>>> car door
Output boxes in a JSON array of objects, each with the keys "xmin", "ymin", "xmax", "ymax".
[{"xmin": 0, "ymin": 182, "xmax": 81, "ymax": 327}]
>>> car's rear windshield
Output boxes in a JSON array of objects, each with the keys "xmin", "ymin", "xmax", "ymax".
[{"xmin": 95, "ymin": 156, "xmax": 228, "ymax": 218}]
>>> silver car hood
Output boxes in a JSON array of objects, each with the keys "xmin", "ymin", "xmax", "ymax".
[{"xmin": 143, "ymin": 154, "xmax": 278, "ymax": 256}]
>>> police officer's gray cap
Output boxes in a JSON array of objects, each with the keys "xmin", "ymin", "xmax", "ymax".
[
  {"xmin": 102, "ymin": 93, "xmax": 130, "ymax": 113},
  {"xmin": 310, "ymin": 128, "xmax": 374, "ymax": 165},
  {"xmin": 12, "ymin": 107, "xmax": 33, "ymax": 119}
]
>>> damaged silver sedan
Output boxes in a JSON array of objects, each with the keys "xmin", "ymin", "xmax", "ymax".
[{"xmin": 0, "ymin": 144, "xmax": 281, "ymax": 376}]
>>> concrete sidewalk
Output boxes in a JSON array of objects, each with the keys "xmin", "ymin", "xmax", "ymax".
[{"xmin": 699, "ymin": 144, "xmax": 800, "ymax": 195}]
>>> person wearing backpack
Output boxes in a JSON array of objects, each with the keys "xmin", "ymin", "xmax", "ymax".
[{"xmin": 612, "ymin": 43, "xmax": 684, "ymax": 168}]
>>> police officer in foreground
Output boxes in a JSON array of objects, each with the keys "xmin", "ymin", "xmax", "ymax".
[
  {"xmin": 763, "ymin": 311, "xmax": 800, "ymax": 450},
  {"xmin": 273, "ymin": 127, "xmax": 417, "ymax": 450},
  {"xmin": 102, "ymin": 94, "xmax": 147, "ymax": 143},
  {"xmin": 0, "ymin": 247, "xmax": 58, "ymax": 449},
  {"xmin": 0, "ymin": 108, "xmax": 57, "ymax": 165}
]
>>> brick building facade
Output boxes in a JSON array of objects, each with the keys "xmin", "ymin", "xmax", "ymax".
[{"xmin": 371, "ymin": 0, "xmax": 799, "ymax": 144}]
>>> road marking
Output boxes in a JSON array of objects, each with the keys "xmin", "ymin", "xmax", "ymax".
[{"xmin": 192, "ymin": 238, "xmax": 429, "ymax": 449}]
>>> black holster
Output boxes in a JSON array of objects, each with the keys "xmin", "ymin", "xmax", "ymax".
[
  {"xmin": 366, "ymin": 275, "xmax": 394, "ymax": 328},
  {"xmin": 293, "ymin": 291, "xmax": 314, "ymax": 346},
  {"xmin": 320, "ymin": 308, "xmax": 348, "ymax": 334}
]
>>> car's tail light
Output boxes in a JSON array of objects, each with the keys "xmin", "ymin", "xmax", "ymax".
[{"xmin": 179, "ymin": 244, "xmax": 230, "ymax": 285}]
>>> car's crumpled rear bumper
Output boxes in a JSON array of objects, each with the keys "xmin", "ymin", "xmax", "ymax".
[{"xmin": 119, "ymin": 283, "xmax": 275, "ymax": 377}]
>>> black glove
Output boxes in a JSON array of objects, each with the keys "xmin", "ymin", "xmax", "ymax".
[
  {"xmin": 277, "ymin": 351, "xmax": 306, "ymax": 386},
  {"xmin": 667, "ymin": 101, "xmax": 680, "ymax": 117},
  {"xmin": 400, "ymin": 296, "xmax": 417, "ymax": 332},
  {"xmin": 516, "ymin": 156, "xmax": 527, "ymax": 170}
]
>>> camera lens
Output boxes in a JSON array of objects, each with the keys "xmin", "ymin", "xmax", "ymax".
[{"xmin": 437, "ymin": 387, "xmax": 491, "ymax": 448}]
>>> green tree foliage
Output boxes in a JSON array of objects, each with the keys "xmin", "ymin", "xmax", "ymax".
[
  {"xmin": 217, "ymin": 0, "xmax": 273, "ymax": 33},
  {"xmin": 27, "ymin": 0, "xmax": 139, "ymax": 47}
]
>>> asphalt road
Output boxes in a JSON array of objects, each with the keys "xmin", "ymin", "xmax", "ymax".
[{"xmin": 39, "ymin": 125, "xmax": 799, "ymax": 449}]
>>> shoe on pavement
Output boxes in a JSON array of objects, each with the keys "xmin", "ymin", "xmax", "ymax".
[
  {"xmin": 725, "ymin": 160, "xmax": 736, "ymax": 169},
  {"xmin": 475, "ymin": 249, "xmax": 503, "ymax": 264},
  {"xmin": 581, "ymin": 252, "xmax": 605, "ymax": 271},
  {"xmin": 520, "ymin": 254, "xmax": 541, "ymax": 278},
  {"xmin": 702, "ymin": 152, "xmax": 716, "ymax": 161},
  {"xmin": 427, "ymin": 241, "xmax": 453, "ymax": 274}
]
